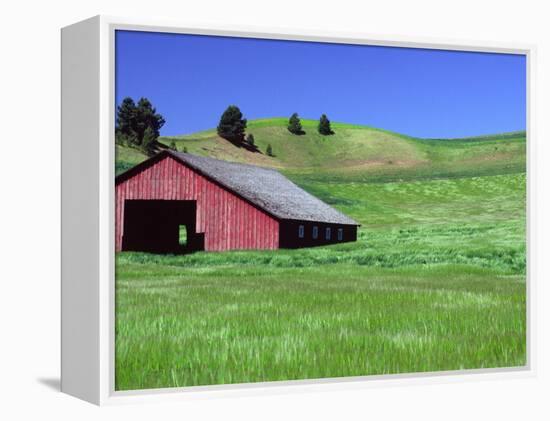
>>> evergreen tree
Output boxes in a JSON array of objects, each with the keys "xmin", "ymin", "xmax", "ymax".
[
  {"xmin": 217, "ymin": 105, "xmax": 247, "ymax": 143},
  {"xmin": 266, "ymin": 143, "xmax": 274, "ymax": 157},
  {"xmin": 134, "ymin": 98, "xmax": 165, "ymax": 145},
  {"xmin": 115, "ymin": 97, "xmax": 137, "ymax": 144},
  {"xmin": 318, "ymin": 114, "xmax": 334, "ymax": 135},
  {"xmin": 115, "ymin": 96, "xmax": 165, "ymax": 151},
  {"xmin": 287, "ymin": 112, "xmax": 304, "ymax": 135},
  {"xmin": 115, "ymin": 132, "xmax": 132, "ymax": 146},
  {"xmin": 246, "ymin": 133, "xmax": 255, "ymax": 147},
  {"xmin": 142, "ymin": 127, "xmax": 158, "ymax": 156}
]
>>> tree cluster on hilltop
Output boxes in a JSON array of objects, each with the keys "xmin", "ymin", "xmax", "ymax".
[
  {"xmin": 287, "ymin": 112, "xmax": 334, "ymax": 136},
  {"xmin": 116, "ymin": 97, "xmax": 165, "ymax": 155},
  {"xmin": 216, "ymin": 106, "xmax": 335, "ymax": 158},
  {"xmin": 116, "ymin": 99, "xmax": 335, "ymax": 161}
]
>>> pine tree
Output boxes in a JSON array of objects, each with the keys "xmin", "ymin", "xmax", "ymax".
[
  {"xmin": 115, "ymin": 96, "xmax": 165, "ymax": 152},
  {"xmin": 287, "ymin": 113, "xmax": 304, "ymax": 135},
  {"xmin": 142, "ymin": 127, "xmax": 158, "ymax": 156},
  {"xmin": 318, "ymin": 114, "xmax": 334, "ymax": 135},
  {"xmin": 246, "ymin": 133, "xmax": 255, "ymax": 147},
  {"xmin": 266, "ymin": 144, "xmax": 273, "ymax": 157},
  {"xmin": 115, "ymin": 97, "xmax": 137, "ymax": 144},
  {"xmin": 217, "ymin": 105, "xmax": 247, "ymax": 143},
  {"xmin": 134, "ymin": 98, "xmax": 165, "ymax": 145}
]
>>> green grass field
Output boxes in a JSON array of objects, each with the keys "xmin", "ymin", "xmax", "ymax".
[{"xmin": 115, "ymin": 119, "xmax": 526, "ymax": 391}]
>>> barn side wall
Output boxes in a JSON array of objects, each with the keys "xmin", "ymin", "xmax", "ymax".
[
  {"xmin": 279, "ymin": 220, "xmax": 357, "ymax": 249},
  {"xmin": 115, "ymin": 155, "xmax": 279, "ymax": 252}
]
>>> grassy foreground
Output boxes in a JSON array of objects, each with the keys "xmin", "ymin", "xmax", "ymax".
[
  {"xmin": 116, "ymin": 261, "xmax": 525, "ymax": 390},
  {"xmin": 115, "ymin": 176, "xmax": 526, "ymax": 390}
]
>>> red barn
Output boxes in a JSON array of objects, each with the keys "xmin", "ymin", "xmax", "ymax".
[{"xmin": 115, "ymin": 151, "xmax": 359, "ymax": 253}]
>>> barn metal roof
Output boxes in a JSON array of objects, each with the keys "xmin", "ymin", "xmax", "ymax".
[{"xmin": 169, "ymin": 151, "xmax": 359, "ymax": 226}]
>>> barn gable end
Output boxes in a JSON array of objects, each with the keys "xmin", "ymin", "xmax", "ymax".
[{"xmin": 115, "ymin": 154, "xmax": 280, "ymax": 252}]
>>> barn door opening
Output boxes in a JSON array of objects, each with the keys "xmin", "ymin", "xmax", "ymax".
[{"xmin": 121, "ymin": 200, "xmax": 204, "ymax": 254}]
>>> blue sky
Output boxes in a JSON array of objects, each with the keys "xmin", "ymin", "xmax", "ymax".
[{"xmin": 115, "ymin": 30, "xmax": 526, "ymax": 138}]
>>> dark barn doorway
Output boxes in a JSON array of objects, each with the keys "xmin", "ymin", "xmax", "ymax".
[{"xmin": 121, "ymin": 200, "xmax": 204, "ymax": 254}]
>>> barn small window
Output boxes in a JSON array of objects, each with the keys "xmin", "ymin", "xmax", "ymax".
[
  {"xmin": 337, "ymin": 228, "xmax": 343, "ymax": 241},
  {"xmin": 325, "ymin": 227, "xmax": 331, "ymax": 240},
  {"xmin": 298, "ymin": 225, "xmax": 305, "ymax": 238},
  {"xmin": 179, "ymin": 225, "xmax": 188, "ymax": 246},
  {"xmin": 312, "ymin": 226, "xmax": 318, "ymax": 239}
]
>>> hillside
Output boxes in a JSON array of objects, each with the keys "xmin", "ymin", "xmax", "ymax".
[{"xmin": 116, "ymin": 118, "xmax": 526, "ymax": 183}]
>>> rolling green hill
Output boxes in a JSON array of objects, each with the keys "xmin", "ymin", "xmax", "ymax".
[
  {"xmin": 116, "ymin": 118, "xmax": 526, "ymax": 183},
  {"xmin": 115, "ymin": 117, "xmax": 526, "ymax": 230}
]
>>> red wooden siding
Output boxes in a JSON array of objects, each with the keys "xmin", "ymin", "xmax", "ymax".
[{"xmin": 115, "ymin": 155, "xmax": 279, "ymax": 252}]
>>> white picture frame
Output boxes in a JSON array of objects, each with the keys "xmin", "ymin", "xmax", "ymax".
[{"xmin": 61, "ymin": 15, "xmax": 536, "ymax": 405}]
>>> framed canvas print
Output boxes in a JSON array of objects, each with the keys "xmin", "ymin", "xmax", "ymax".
[{"xmin": 61, "ymin": 15, "xmax": 534, "ymax": 405}]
